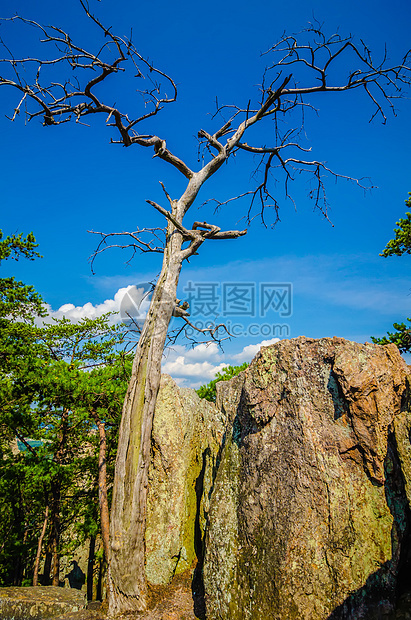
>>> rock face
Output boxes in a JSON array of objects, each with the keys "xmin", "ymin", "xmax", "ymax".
[
  {"xmin": 0, "ymin": 586, "xmax": 86, "ymax": 619},
  {"xmin": 145, "ymin": 374, "xmax": 226, "ymax": 586},
  {"xmin": 203, "ymin": 337, "xmax": 411, "ymax": 620}
]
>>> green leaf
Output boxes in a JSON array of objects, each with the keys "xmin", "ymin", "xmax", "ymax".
[{"xmin": 196, "ymin": 362, "xmax": 249, "ymax": 403}]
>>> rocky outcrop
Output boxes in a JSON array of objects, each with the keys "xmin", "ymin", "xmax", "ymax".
[
  {"xmin": 203, "ymin": 337, "xmax": 411, "ymax": 620},
  {"xmin": 0, "ymin": 586, "xmax": 86, "ymax": 619},
  {"xmin": 145, "ymin": 374, "xmax": 226, "ymax": 586}
]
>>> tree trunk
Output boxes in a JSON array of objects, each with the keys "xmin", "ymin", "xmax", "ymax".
[
  {"xmin": 51, "ymin": 541, "xmax": 59, "ymax": 586},
  {"xmin": 10, "ymin": 491, "xmax": 25, "ymax": 585},
  {"xmin": 93, "ymin": 416, "xmax": 110, "ymax": 565},
  {"xmin": 33, "ymin": 504, "xmax": 49, "ymax": 586},
  {"xmin": 50, "ymin": 480, "xmax": 61, "ymax": 587},
  {"xmin": 87, "ymin": 535, "xmax": 96, "ymax": 602},
  {"xmin": 13, "ymin": 526, "xmax": 28, "ymax": 586},
  {"xmin": 108, "ymin": 230, "xmax": 183, "ymax": 615},
  {"xmin": 43, "ymin": 549, "xmax": 52, "ymax": 586},
  {"xmin": 48, "ymin": 407, "xmax": 68, "ymax": 587}
]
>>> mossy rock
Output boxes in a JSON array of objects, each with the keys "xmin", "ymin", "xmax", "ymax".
[{"xmin": 0, "ymin": 586, "xmax": 86, "ymax": 619}]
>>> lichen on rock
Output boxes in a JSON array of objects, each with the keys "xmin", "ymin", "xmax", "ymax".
[
  {"xmin": 204, "ymin": 336, "xmax": 411, "ymax": 620},
  {"xmin": 145, "ymin": 374, "xmax": 227, "ymax": 586},
  {"xmin": 0, "ymin": 586, "xmax": 86, "ymax": 620}
]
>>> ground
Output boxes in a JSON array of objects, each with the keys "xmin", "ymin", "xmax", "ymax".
[{"xmin": 55, "ymin": 572, "xmax": 204, "ymax": 620}]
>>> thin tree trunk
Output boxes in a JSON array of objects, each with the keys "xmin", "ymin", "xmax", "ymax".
[
  {"xmin": 94, "ymin": 417, "xmax": 110, "ymax": 564},
  {"xmin": 108, "ymin": 231, "xmax": 183, "ymax": 614},
  {"xmin": 49, "ymin": 407, "xmax": 68, "ymax": 587},
  {"xmin": 50, "ymin": 481, "xmax": 61, "ymax": 587},
  {"xmin": 11, "ymin": 482, "xmax": 26, "ymax": 585},
  {"xmin": 90, "ymin": 413, "xmax": 111, "ymax": 604},
  {"xmin": 51, "ymin": 539, "xmax": 59, "ymax": 586},
  {"xmin": 13, "ymin": 526, "xmax": 29, "ymax": 586},
  {"xmin": 43, "ymin": 548, "xmax": 52, "ymax": 585},
  {"xmin": 33, "ymin": 505, "xmax": 49, "ymax": 586},
  {"xmin": 87, "ymin": 535, "xmax": 96, "ymax": 602}
]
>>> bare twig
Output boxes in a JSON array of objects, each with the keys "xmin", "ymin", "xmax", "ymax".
[
  {"xmin": 1, "ymin": 16, "xmax": 409, "ymax": 225},
  {"xmin": 165, "ymin": 316, "xmax": 233, "ymax": 350},
  {"xmin": 88, "ymin": 229, "xmax": 165, "ymax": 273}
]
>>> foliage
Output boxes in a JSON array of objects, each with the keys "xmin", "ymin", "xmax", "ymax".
[
  {"xmin": 0, "ymin": 229, "xmax": 45, "ymax": 324},
  {"xmin": 0, "ymin": 316, "xmax": 131, "ymax": 585},
  {"xmin": 0, "ymin": 230, "xmax": 45, "ymax": 584},
  {"xmin": 0, "ymin": 317, "xmax": 130, "ymax": 586},
  {"xmin": 0, "ymin": 455, "xmax": 36, "ymax": 584},
  {"xmin": 371, "ymin": 320, "xmax": 411, "ymax": 353},
  {"xmin": 380, "ymin": 194, "xmax": 411, "ymax": 257},
  {"xmin": 196, "ymin": 363, "xmax": 249, "ymax": 403},
  {"xmin": 0, "ymin": 231, "xmax": 130, "ymax": 586},
  {"xmin": 3, "ymin": 8, "xmax": 411, "ymax": 610},
  {"xmin": 0, "ymin": 230, "xmax": 41, "ymax": 262},
  {"xmin": 372, "ymin": 193, "xmax": 411, "ymax": 352}
]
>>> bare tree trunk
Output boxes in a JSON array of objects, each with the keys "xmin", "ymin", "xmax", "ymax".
[
  {"xmin": 33, "ymin": 505, "xmax": 49, "ymax": 586},
  {"xmin": 1, "ymin": 13, "xmax": 409, "ymax": 615},
  {"xmin": 108, "ymin": 232, "xmax": 183, "ymax": 614}
]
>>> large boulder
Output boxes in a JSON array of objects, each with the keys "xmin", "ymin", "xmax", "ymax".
[
  {"xmin": 203, "ymin": 337, "xmax": 411, "ymax": 620},
  {"xmin": 145, "ymin": 374, "xmax": 226, "ymax": 585},
  {"xmin": 0, "ymin": 586, "xmax": 86, "ymax": 619}
]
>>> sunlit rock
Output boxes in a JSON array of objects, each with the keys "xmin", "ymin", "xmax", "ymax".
[
  {"xmin": 204, "ymin": 337, "xmax": 411, "ymax": 620},
  {"xmin": 145, "ymin": 374, "xmax": 226, "ymax": 586}
]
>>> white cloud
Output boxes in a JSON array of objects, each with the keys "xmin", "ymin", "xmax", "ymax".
[
  {"xmin": 40, "ymin": 285, "xmax": 284, "ymax": 388},
  {"xmin": 161, "ymin": 342, "xmax": 227, "ymax": 388},
  {"xmin": 41, "ymin": 285, "xmax": 151, "ymax": 325},
  {"xmin": 161, "ymin": 338, "xmax": 282, "ymax": 388},
  {"xmin": 162, "ymin": 356, "xmax": 228, "ymax": 389},
  {"xmin": 231, "ymin": 338, "xmax": 280, "ymax": 363},
  {"xmin": 179, "ymin": 342, "xmax": 222, "ymax": 362}
]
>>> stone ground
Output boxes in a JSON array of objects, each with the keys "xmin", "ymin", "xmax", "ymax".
[
  {"xmin": 3, "ymin": 581, "xmax": 411, "ymax": 619},
  {"xmin": 55, "ymin": 573, "xmax": 205, "ymax": 620},
  {"xmin": 54, "ymin": 592, "xmax": 411, "ymax": 620}
]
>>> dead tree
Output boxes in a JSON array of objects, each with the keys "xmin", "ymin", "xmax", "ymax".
[{"xmin": 1, "ymin": 2, "xmax": 410, "ymax": 614}]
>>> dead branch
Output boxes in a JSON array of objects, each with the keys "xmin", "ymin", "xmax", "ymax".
[
  {"xmin": 191, "ymin": 221, "xmax": 247, "ymax": 240},
  {"xmin": 0, "ymin": 8, "xmax": 191, "ymax": 174},
  {"xmin": 88, "ymin": 229, "xmax": 165, "ymax": 274},
  {"xmin": 1, "ymin": 15, "xmax": 409, "ymax": 225},
  {"xmin": 165, "ymin": 316, "xmax": 233, "ymax": 350},
  {"xmin": 198, "ymin": 25, "xmax": 410, "ymax": 223},
  {"xmin": 146, "ymin": 200, "xmax": 195, "ymax": 239},
  {"xmin": 146, "ymin": 197, "xmax": 247, "ymax": 257},
  {"xmin": 181, "ymin": 316, "xmax": 233, "ymax": 341}
]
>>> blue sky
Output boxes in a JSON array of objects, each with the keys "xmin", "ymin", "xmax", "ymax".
[{"xmin": 1, "ymin": 0, "xmax": 411, "ymax": 386}]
